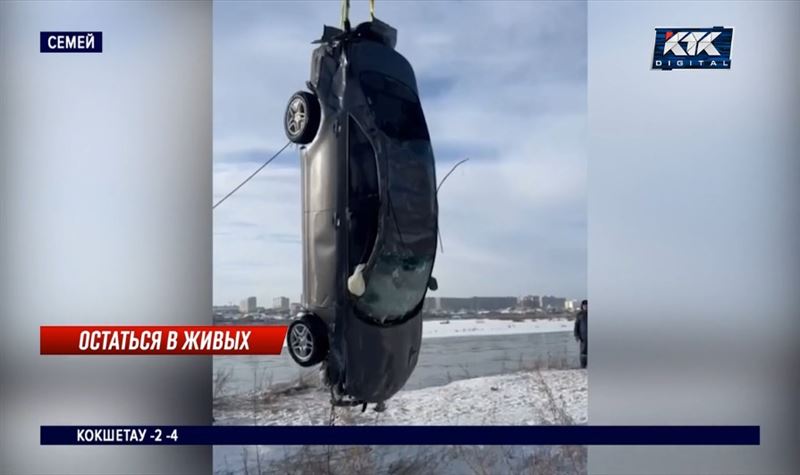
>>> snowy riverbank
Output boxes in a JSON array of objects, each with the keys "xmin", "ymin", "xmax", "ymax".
[
  {"xmin": 214, "ymin": 368, "xmax": 587, "ymax": 426},
  {"xmin": 214, "ymin": 369, "xmax": 587, "ymax": 474}
]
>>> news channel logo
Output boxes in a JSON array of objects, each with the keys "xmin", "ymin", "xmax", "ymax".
[
  {"xmin": 40, "ymin": 31, "xmax": 102, "ymax": 53},
  {"xmin": 652, "ymin": 27, "xmax": 732, "ymax": 70}
]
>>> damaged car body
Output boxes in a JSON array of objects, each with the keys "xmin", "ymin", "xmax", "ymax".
[{"xmin": 283, "ymin": 18, "xmax": 438, "ymax": 407}]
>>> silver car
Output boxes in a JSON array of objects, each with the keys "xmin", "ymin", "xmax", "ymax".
[{"xmin": 283, "ymin": 19, "xmax": 438, "ymax": 406}]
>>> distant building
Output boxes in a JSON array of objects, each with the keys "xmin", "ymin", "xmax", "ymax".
[
  {"xmin": 240, "ymin": 296, "xmax": 257, "ymax": 314},
  {"xmin": 213, "ymin": 305, "xmax": 240, "ymax": 314},
  {"xmin": 473, "ymin": 296, "xmax": 517, "ymax": 311},
  {"xmin": 541, "ymin": 295, "xmax": 567, "ymax": 311},
  {"xmin": 519, "ymin": 295, "xmax": 541, "ymax": 309},
  {"xmin": 213, "ymin": 305, "xmax": 240, "ymax": 321},
  {"xmin": 289, "ymin": 302, "xmax": 302, "ymax": 314},
  {"xmin": 428, "ymin": 296, "xmax": 518, "ymax": 312},
  {"xmin": 273, "ymin": 296, "xmax": 290, "ymax": 311},
  {"xmin": 438, "ymin": 297, "xmax": 470, "ymax": 312},
  {"xmin": 423, "ymin": 297, "xmax": 440, "ymax": 312}
]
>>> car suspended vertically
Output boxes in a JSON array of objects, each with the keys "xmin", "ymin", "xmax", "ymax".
[{"xmin": 283, "ymin": 17, "xmax": 438, "ymax": 407}]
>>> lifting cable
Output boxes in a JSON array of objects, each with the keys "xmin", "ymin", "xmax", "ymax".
[
  {"xmin": 435, "ymin": 158, "xmax": 469, "ymax": 253},
  {"xmin": 341, "ymin": 0, "xmax": 351, "ymax": 30},
  {"xmin": 342, "ymin": 0, "xmax": 375, "ymax": 30},
  {"xmin": 212, "ymin": 141, "xmax": 291, "ymax": 210},
  {"xmin": 437, "ymin": 158, "xmax": 469, "ymax": 194},
  {"xmin": 215, "ymin": 1, "xmax": 377, "ymax": 210}
]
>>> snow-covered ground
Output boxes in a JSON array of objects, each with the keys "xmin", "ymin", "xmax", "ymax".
[
  {"xmin": 215, "ymin": 369, "xmax": 587, "ymax": 426},
  {"xmin": 214, "ymin": 367, "xmax": 587, "ymax": 474},
  {"xmin": 422, "ymin": 317, "xmax": 574, "ymax": 339},
  {"xmin": 215, "ymin": 319, "xmax": 584, "ymax": 473}
]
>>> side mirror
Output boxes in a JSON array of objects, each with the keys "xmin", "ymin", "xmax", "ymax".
[{"xmin": 428, "ymin": 276, "xmax": 438, "ymax": 291}]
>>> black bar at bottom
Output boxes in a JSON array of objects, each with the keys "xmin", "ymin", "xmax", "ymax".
[{"xmin": 40, "ymin": 425, "xmax": 760, "ymax": 446}]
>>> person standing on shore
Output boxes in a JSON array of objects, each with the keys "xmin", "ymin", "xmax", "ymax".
[{"xmin": 574, "ymin": 299, "xmax": 588, "ymax": 368}]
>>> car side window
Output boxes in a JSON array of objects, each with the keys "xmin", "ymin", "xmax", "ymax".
[
  {"xmin": 360, "ymin": 71, "xmax": 430, "ymax": 141},
  {"xmin": 348, "ymin": 117, "xmax": 380, "ymax": 272}
]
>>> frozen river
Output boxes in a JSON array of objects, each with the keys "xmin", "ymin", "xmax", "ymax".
[{"xmin": 214, "ymin": 327, "xmax": 580, "ymax": 397}]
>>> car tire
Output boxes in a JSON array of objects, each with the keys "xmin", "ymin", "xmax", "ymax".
[
  {"xmin": 284, "ymin": 91, "xmax": 320, "ymax": 144},
  {"xmin": 286, "ymin": 314, "xmax": 328, "ymax": 367}
]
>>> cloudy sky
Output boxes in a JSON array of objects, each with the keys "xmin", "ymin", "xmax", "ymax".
[{"xmin": 213, "ymin": 1, "xmax": 586, "ymax": 306}]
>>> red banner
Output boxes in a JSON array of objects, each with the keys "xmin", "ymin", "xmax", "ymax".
[{"xmin": 40, "ymin": 326, "xmax": 287, "ymax": 355}]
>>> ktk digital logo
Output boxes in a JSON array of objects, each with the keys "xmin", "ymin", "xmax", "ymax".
[{"xmin": 652, "ymin": 27, "xmax": 732, "ymax": 70}]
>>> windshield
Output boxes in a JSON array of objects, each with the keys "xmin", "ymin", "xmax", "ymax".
[
  {"xmin": 360, "ymin": 71, "xmax": 430, "ymax": 141},
  {"xmin": 354, "ymin": 134, "xmax": 437, "ymax": 323}
]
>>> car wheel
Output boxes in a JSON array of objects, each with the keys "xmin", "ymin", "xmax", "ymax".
[
  {"xmin": 284, "ymin": 91, "xmax": 320, "ymax": 144},
  {"xmin": 286, "ymin": 314, "xmax": 328, "ymax": 367}
]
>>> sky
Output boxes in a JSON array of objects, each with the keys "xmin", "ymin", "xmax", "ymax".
[{"xmin": 212, "ymin": 1, "xmax": 587, "ymax": 306}]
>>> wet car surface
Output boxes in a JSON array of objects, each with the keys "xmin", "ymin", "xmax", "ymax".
[{"xmin": 283, "ymin": 19, "xmax": 438, "ymax": 404}]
